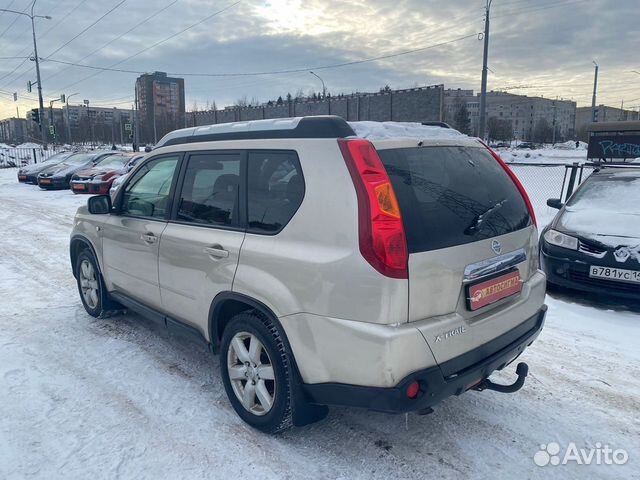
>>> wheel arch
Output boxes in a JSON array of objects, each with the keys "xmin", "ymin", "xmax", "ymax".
[
  {"xmin": 70, "ymin": 235, "xmax": 101, "ymax": 278},
  {"xmin": 209, "ymin": 292, "xmax": 289, "ymax": 355}
]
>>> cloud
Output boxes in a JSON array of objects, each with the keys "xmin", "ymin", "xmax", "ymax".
[{"xmin": 0, "ymin": 0, "xmax": 638, "ymax": 118}]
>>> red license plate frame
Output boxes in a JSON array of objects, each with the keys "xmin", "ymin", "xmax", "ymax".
[
  {"xmin": 39, "ymin": 179, "xmax": 51, "ymax": 185},
  {"xmin": 466, "ymin": 269, "xmax": 522, "ymax": 311}
]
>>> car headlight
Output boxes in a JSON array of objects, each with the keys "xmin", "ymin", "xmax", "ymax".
[{"xmin": 544, "ymin": 229, "xmax": 578, "ymax": 250}]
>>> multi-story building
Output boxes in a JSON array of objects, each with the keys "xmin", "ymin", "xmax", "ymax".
[
  {"xmin": 443, "ymin": 89, "xmax": 478, "ymax": 134},
  {"xmin": 0, "ymin": 117, "xmax": 27, "ymax": 144},
  {"xmin": 136, "ymin": 71, "xmax": 185, "ymax": 144},
  {"xmin": 575, "ymin": 105, "xmax": 640, "ymax": 140},
  {"xmin": 485, "ymin": 92, "xmax": 576, "ymax": 141},
  {"xmin": 24, "ymin": 105, "xmax": 133, "ymax": 145},
  {"xmin": 444, "ymin": 90, "xmax": 577, "ymax": 141},
  {"xmin": 63, "ymin": 104, "xmax": 133, "ymax": 144}
]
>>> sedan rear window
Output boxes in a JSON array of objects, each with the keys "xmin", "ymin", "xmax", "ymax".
[{"xmin": 378, "ymin": 146, "xmax": 531, "ymax": 253}]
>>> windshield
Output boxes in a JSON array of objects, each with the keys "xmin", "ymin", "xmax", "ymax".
[
  {"xmin": 64, "ymin": 153, "xmax": 96, "ymax": 165},
  {"xmin": 96, "ymin": 154, "xmax": 130, "ymax": 168},
  {"xmin": 567, "ymin": 173, "xmax": 640, "ymax": 215},
  {"xmin": 43, "ymin": 152, "xmax": 73, "ymax": 163}
]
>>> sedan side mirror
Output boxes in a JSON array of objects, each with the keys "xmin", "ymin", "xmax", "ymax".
[
  {"xmin": 88, "ymin": 195, "xmax": 112, "ymax": 214},
  {"xmin": 547, "ymin": 198, "xmax": 563, "ymax": 210}
]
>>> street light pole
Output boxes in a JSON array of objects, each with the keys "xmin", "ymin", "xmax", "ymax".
[
  {"xmin": 591, "ymin": 61, "xmax": 599, "ymax": 123},
  {"xmin": 0, "ymin": 2, "xmax": 51, "ymax": 148},
  {"xmin": 65, "ymin": 92, "xmax": 79, "ymax": 145},
  {"xmin": 310, "ymin": 71, "xmax": 326, "ymax": 99},
  {"xmin": 478, "ymin": 0, "xmax": 492, "ymax": 140}
]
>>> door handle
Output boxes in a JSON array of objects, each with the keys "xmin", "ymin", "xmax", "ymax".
[
  {"xmin": 141, "ymin": 233, "xmax": 157, "ymax": 244},
  {"xmin": 204, "ymin": 245, "xmax": 229, "ymax": 259}
]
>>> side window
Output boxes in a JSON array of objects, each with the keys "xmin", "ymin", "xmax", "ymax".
[
  {"xmin": 122, "ymin": 156, "xmax": 179, "ymax": 218},
  {"xmin": 177, "ymin": 153, "xmax": 241, "ymax": 227},
  {"xmin": 247, "ymin": 151, "xmax": 304, "ymax": 233}
]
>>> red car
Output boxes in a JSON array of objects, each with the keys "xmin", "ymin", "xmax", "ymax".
[{"xmin": 70, "ymin": 153, "xmax": 137, "ymax": 194}]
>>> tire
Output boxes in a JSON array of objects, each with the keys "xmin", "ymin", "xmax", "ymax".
[
  {"xmin": 220, "ymin": 311, "xmax": 295, "ymax": 433},
  {"xmin": 75, "ymin": 248, "xmax": 115, "ymax": 317}
]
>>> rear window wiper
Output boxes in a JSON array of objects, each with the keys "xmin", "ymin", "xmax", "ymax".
[{"xmin": 465, "ymin": 199, "xmax": 507, "ymax": 235}]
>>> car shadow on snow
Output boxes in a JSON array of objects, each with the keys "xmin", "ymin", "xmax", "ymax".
[{"xmin": 92, "ymin": 308, "xmax": 545, "ymax": 478}]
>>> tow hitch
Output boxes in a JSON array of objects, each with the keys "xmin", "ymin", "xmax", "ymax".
[{"xmin": 473, "ymin": 362, "xmax": 529, "ymax": 394}]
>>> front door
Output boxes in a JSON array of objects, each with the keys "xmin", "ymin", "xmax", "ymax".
[
  {"xmin": 102, "ymin": 155, "xmax": 180, "ymax": 307},
  {"xmin": 158, "ymin": 152, "xmax": 245, "ymax": 333}
]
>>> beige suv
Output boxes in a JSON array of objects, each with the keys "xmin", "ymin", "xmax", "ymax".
[{"xmin": 70, "ymin": 116, "xmax": 547, "ymax": 433}]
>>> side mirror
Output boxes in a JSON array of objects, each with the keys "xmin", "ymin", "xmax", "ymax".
[
  {"xmin": 547, "ymin": 198, "xmax": 563, "ymax": 210},
  {"xmin": 88, "ymin": 195, "xmax": 112, "ymax": 214}
]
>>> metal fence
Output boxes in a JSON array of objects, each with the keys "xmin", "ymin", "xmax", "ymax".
[
  {"xmin": 509, "ymin": 162, "xmax": 597, "ymax": 226},
  {"xmin": 0, "ymin": 146, "xmax": 63, "ymax": 168}
]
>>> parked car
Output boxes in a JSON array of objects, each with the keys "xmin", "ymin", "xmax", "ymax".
[
  {"xmin": 70, "ymin": 116, "xmax": 546, "ymax": 433},
  {"xmin": 70, "ymin": 153, "xmax": 135, "ymax": 194},
  {"xmin": 37, "ymin": 151, "xmax": 115, "ymax": 190},
  {"xmin": 17, "ymin": 151, "xmax": 76, "ymax": 184},
  {"xmin": 540, "ymin": 167, "xmax": 640, "ymax": 300},
  {"xmin": 107, "ymin": 154, "xmax": 146, "ymax": 199},
  {"xmin": 516, "ymin": 142, "xmax": 537, "ymax": 150}
]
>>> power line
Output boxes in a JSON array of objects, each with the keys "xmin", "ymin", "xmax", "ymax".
[
  {"xmin": 492, "ymin": 0, "xmax": 593, "ymax": 19},
  {"xmin": 47, "ymin": 32, "xmax": 478, "ymax": 80},
  {"xmin": 46, "ymin": 0, "xmax": 180, "ymax": 85},
  {"xmin": 0, "ymin": 0, "xmax": 29, "ymax": 40},
  {"xmin": 53, "ymin": 0, "xmax": 241, "ymax": 91},
  {"xmin": 43, "ymin": 0, "xmax": 128, "ymax": 59}
]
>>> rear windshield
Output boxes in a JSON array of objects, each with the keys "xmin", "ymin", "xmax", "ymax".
[
  {"xmin": 378, "ymin": 146, "xmax": 531, "ymax": 253},
  {"xmin": 96, "ymin": 154, "xmax": 130, "ymax": 168}
]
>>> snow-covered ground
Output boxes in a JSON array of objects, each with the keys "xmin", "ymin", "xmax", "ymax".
[{"xmin": 0, "ymin": 166, "xmax": 638, "ymax": 480}]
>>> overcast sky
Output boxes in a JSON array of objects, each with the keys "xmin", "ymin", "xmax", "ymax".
[{"xmin": 0, "ymin": 0, "xmax": 638, "ymax": 118}]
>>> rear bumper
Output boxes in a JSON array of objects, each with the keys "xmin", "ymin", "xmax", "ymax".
[
  {"xmin": 71, "ymin": 180, "xmax": 110, "ymax": 194},
  {"xmin": 302, "ymin": 305, "xmax": 547, "ymax": 413},
  {"xmin": 541, "ymin": 248, "xmax": 640, "ymax": 300},
  {"xmin": 38, "ymin": 177, "xmax": 68, "ymax": 189}
]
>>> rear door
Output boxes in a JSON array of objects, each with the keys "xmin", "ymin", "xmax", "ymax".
[
  {"xmin": 378, "ymin": 144, "xmax": 536, "ymax": 365},
  {"xmin": 158, "ymin": 151, "xmax": 245, "ymax": 333}
]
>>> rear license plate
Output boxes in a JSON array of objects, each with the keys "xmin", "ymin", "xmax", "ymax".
[
  {"xmin": 467, "ymin": 270, "xmax": 522, "ymax": 311},
  {"xmin": 18, "ymin": 175, "xmax": 27, "ymax": 180},
  {"xmin": 73, "ymin": 183, "xmax": 86, "ymax": 190},
  {"xmin": 589, "ymin": 266, "xmax": 640, "ymax": 284},
  {"xmin": 39, "ymin": 179, "xmax": 51, "ymax": 185}
]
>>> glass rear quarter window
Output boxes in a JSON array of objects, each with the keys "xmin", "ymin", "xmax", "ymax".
[{"xmin": 247, "ymin": 151, "xmax": 304, "ymax": 233}]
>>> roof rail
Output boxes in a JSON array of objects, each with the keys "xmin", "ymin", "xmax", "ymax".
[
  {"xmin": 156, "ymin": 115, "xmax": 356, "ymax": 148},
  {"xmin": 421, "ymin": 121, "xmax": 451, "ymax": 129}
]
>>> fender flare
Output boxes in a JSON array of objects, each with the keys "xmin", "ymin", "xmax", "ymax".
[
  {"xmin": 208, "ymin": 291, "xmax": 287, "ymax": 353},
  {"xmin": 69, "ymin": 235, "xmax": 102, "ymax": 277}
]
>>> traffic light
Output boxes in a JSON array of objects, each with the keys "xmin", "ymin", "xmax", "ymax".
[{"xmin": 30, "ymin": 108, "xmax": 40, "ymax": 124}]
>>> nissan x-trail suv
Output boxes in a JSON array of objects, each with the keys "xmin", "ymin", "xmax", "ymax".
[{"xmin": 70, "ymin": 116, "xmax": 547, "ymax": 433}]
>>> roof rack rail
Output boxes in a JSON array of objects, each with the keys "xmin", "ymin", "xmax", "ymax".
[
  {"xmin": 421, "ymin": 121, "xmax": 451, "ymax": 129},
  {"xmin": 156, "ymin": 115, "xmax": 356, "ymax": 148}
]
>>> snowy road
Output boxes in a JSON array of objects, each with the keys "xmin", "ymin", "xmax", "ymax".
[{"xmin": 0, "ymin": 167, "xmax": 638, "ymax": 480}]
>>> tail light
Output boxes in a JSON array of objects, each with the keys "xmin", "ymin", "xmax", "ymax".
[
  {"xmin": 483, "ymin": 143, "xmax": 537, "ymax": 227},
  {"xmin": 338, "ymin": 139, "xmax": 408, "ymax": 279}
]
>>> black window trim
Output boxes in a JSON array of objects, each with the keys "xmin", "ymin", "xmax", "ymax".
[
  {"xmin": 114, "ymin": 152, "xmax": 184, "ymax": 222},
  {"xmin": 245, "ymin": 148, "xmax": 305, "ymax": 236},
  {"xmin": 168, "ymin": 149, "xmax": 247, "ymax": 232},
  {"xmin": 164, "ymin": 148, "xmax": 305, "ymax": 235}
]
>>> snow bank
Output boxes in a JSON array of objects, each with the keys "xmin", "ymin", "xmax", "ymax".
[
  {"xmin": 349, "ymin": 121, "xmax": 466, "ymax": 141},
  {"xmin": 15, "ymin": 142, "xmax": 41, "ymax": 149}
]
